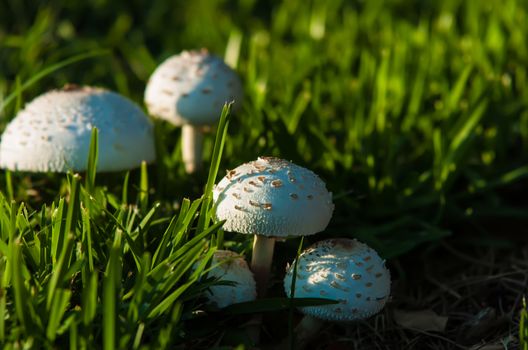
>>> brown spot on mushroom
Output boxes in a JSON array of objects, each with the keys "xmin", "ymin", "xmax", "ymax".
[
  {"xmin": 249, "ymin": 200, "xmax": 260, "ymax": 207},
  {"xmin": 162, "ymin": 89, "xmax": 174, "ymax": 96},
  {"xmin": 356, "ymin": 293, "xmax": 362, "ymax": 298},
  {"xmin": 171, "ymin": 76, "xmax": 181, "ymax": 81},
  {"xmin": 231, "ymin": 193, "xmax": 241, "ymax": 200},
  {"xmin": 366, "ymin": 266, "xmax": 374, "ymax": 273},
  {"xmin": 201, "ymin": 88, "xmax": 212, "ymax": 94},
  {"xmin": 257, "ymin": 176, "xmax": 266, "ymax": 183},
  {"xmin": 355, "ymin": 262, "xmax": 364, "ymax": 267},
  {"xmin": 248, "ymin": 180, "xmax": 260, "ymax": 187},
  {"xmin": 181, "ymin": 93, "xmax": 189, "ymax": 97},
  {"xmin": 271, "ymin": 179, "xmax": 283, "ymax": 188},
  {"xmin": 352, "ymin": 274, "xmax": 362, "ymax": 280},
  {"xmin": 243, "ymin": 187, "xmax": 252, "ymax": 193},
  {"xmin": 290, "ymin": 193, "xmax": 298, "ymax": 200},
  {"xmin": 335, "ymin": 273, "xmax": 345, "ymax": 281},
  {"xmin": 375, "ymin": 273, "xmax": 383, "ymax": 278},
  {"xmin": 330, "ymin": 281, "xmax": 349, "ymax": 292},
  {"xmin": 226, "ymin": 169, "xmax": 237, "ymax": 179},
  {"xmin": 62, "ymin": 83, "xmax": 81, "ymax": 91},
  {"xmin": 234, "ymin": 205, "xmax": 244, "ymax": 211},
  {"xmin": 365, "ymin": 282, "xmax": 373, "ymax": 288},
  {"xmin": 262, "ymin": 203, "xmax": 272, "ymax": 210},
  {"xmin": 364, "ymin": 256, "xmax": 372, "ymax": 262}
]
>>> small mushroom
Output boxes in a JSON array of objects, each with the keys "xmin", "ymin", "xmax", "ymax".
[
  {"xmin": 201, "ymin": 250, "xmax": 256, "ymax": 308},
  {"xmin": 283, "ymin": 239, "xmax": 391, "ymax": 349},
  {"xmin": 0, "ymin": 86, "xmax": 155, "ymax": 172},
  {"xmin": 144, "ymin": 49, "xmax": 243, "ymax": 174},
  {"xmin": 212, "ymin": 157, "xmax": 334, "ymax": 296}
]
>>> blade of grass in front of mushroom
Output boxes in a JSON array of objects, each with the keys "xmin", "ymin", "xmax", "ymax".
[
  {"xmin": 288, "ymin": 237, "xmax": 304, "ymax": 350},
  {"xmin": 85, "ymin": 128, "xmax": 99, "ymax": 196},
  {"xmin": 139, "ymin": 161, "xmax": 149, "ymax": 214},
  {"xmin": 197, "ymin": 102, "xmax": 233, "ymax": 234},
  {"xmin": 224, "ymin": 297, "xmax": 338, "ymax": 315}
]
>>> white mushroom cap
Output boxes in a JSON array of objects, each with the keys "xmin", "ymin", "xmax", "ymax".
[
  {"xmin": 204, "ymin": 250, "xmax": 257, "ymax": 308},
  {"xmin": 283, "ymin": 239, "xmax": 391, "ymax": 322},
  {"xmin": 0, "ymin": 86, "xmax": 156, "ymax": 173},
  {"xmin": 144, "ymin": 49, "xmax": 243, "ymax": 126},
  {"xmin": 212, "ymin": 157, "xmax": 334, "ymax": 238}
]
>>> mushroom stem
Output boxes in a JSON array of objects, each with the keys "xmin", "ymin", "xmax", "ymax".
[
  {"xmin": 293, "ymin": 315, "xmax": 323, "ymax": 349},
  {"xmin": 181, "ymin": 124, "xmax": 204, "ymax": 174},
  {"xmin": 250, "ymin": 235, "xmax": 275, "ymax": 297},
  {"xmin": 276, "ymin": 315, "xmax": 323, "ymax": 350}
]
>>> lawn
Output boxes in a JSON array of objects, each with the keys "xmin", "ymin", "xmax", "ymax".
[{"xmin": 0, "ymin": 0, "xmax": 527, "ymax": 349}]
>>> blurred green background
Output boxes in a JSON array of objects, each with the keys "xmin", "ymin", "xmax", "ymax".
[{"xmin": 1, "ymin": 0, "xmax": 528, "ymax": 257}]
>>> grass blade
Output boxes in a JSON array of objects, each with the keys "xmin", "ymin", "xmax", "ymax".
[
  {"xmin": 0, "ymin": 50, "xmax": 109, "ymax": 114},
  {"xmin": 103, "ymin": 230, "xmax": 123, "ymax": 350}
]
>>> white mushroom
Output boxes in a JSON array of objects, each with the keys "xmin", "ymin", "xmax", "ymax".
[
  {"xmin": 144, "ymin": 49, "xmax": 243, "ymax": 173},
  {"xmin": 202, "ymin": 250, "xmax": 256, "ymax": 308},
  {"xmin": 212, "ymin": 157, "xmax": 334, "ymax": 296},
  {"xmin": 0, "ymin": 85, "xmax": 155, "ymax": 172},
  {"xmin": 283, "ymin": 238, "xmax": 391, "ymax": 349}
]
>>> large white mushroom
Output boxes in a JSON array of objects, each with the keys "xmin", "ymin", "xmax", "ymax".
[
  {"xmin": 144, "ymin": 49, "xmax": 243, "ymax": 174},
  {"xmin": 283, "ymin": 238, "xmax": 391, "ymax": 349},
  {"xmin": 202, "ymin": 250, "xmax": 257, "ymax": 308},
  {"xmin": 212, "ymin": 157, "xmax": 334, "ymax": 296},
  {"xmin": 0, "ymin": 85, "xmax": 155, "ymax": 172}
]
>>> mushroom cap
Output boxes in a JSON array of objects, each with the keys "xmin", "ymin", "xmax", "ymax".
[
  {"xmin": 283, "ymin": 239, "xmax": 391, "ymax": 322},
  {"xmin": 212, "ymin": 157, "xmax": 334, "ymax": 238},
  {"xmin": 204, "ymin": 250, "xmax": 257, "ymax": 308},
  {"xmin": 0, "ymin": 86, "xmax": 155, "ymax": 173},
  {"xmin": 144, "ymin": 49, "xmax": 243, "ymax": 126}
]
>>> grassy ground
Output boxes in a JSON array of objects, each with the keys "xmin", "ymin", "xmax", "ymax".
[{"xmin": 0, "ymin": 0, "xmax": 528, "ymax": 348}]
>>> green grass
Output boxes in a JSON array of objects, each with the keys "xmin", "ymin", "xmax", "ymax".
[
  {"xmin": 0, "ymin": 0, "xmax": 527, "ymax": 348},
  {"xmin": 521, "ymin": 298, "xmax": 528, "ymax": 350}
]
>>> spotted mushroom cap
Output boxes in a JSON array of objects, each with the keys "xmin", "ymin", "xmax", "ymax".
[
  {"xmin": 144, "ymin": 49, "xmax": 243, "ymax": 126},
  {"xmin": 212, "ymin": 157, "xmax": 334, "ymax": 237},
  {"xmin": 283, "ymin": 239, "xmax": 391, "ymax": 322},
  {"xmin": 0, "ymin": 86, "xmax": 156, "ymax": 172},
  {"xmin": 204, "ymin": 250, "xmax": 257, "ymax": 308}
]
